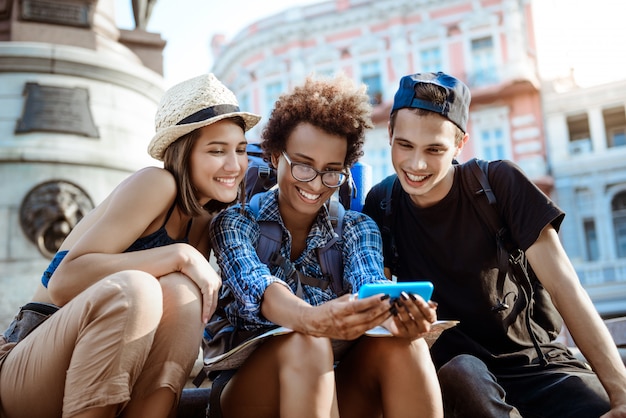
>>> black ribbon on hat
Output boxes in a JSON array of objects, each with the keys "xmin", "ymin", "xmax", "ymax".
[{"xmin": 176, "ymin": 104, "xmax": 241, "ymax": 125}]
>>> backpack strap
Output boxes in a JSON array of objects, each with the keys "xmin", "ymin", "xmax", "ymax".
[
  {"xmin": 467, "ymin": 158, "xmax": 496, "ymax": 205},
  {"xmin": 249, "ymin": 193, "xmax": 282, "ymax": 264},
  {"xmin": 249, "ymin": 193, "xmax": 343, "ymax": 296},
  {"xmin": 317, "ymin": 199, "xmax": 346, "ymax": 295},
  {"xmin": 460, "ymin": 158, "xmax": 515, "ymax": 297},
  {"xmin": 378, "ymin": 174, "xmax": 401, "ymax": 277},
  {"xmin": 460, "ymin": 158, "xmax": 548, "ymax": 366},
  {"xmin": 463, "ymin": 159, "xmax": 509, "ymax": 273}
]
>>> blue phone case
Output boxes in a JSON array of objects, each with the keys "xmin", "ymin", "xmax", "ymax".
[{"xmin": 358, "ymin": 281, "xmax": 434, "ymax": 301}]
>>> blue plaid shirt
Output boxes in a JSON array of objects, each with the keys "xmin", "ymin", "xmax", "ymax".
[{"xmin": 209, "ymin": 189, "xmax": 387, "ymax": 330}]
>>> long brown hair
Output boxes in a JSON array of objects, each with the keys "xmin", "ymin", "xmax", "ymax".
[{"xmin": 162, "ymin": 116, "xmax": 247, "ymax": 216}]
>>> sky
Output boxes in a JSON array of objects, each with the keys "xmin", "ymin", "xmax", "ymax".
[
  {"xmin": 531, "ymin": 0, "xmax": 626, "ymax": 87},
  {"xmin": 114, "ymin": 0, "xmax": 319, "ymax": 87},
  {"xmin": 114, "ymin": 0, "xmax": 626, "ymax": 89}
]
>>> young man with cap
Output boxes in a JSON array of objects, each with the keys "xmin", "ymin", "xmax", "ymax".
[{"xmin": 363, "ymin": 72, "xmax": 626, "ymax": 417}]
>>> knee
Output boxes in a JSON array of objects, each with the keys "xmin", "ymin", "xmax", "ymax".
[
  {"xmin": 80, "ymin": 271, "xmax": 163, "ymax": 335},
  {"xmin": 158, "ymin": 272, "xmax": 202, "ymax": 316},
  {"xmin": 393, "ymin": 337, "xmax": 430, "ymax": 364},
  {"xmin": 280, "ymin": 333, "xmax": 334, "ymax": 373},
  {"xmin": 438, "ymin": 354, "xmax": 489, "ymax": 389},
  {"xmin": 101, "ymin": 270, "xmax": 163, "ymax": 316},
  {"xmin": 366, "ymin": 336, "xmax": 431, "ymax": 372}
]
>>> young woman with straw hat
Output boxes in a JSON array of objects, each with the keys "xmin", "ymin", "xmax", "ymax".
[{"xmin": 0, "ymin": 73, "xmax": 260, "ymax": 418}]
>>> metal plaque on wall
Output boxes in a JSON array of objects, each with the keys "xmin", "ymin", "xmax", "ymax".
[
  {"xmin": 15, "ymin": 82, "xmax": 99, "ymax": 138},
  {"xmin": 20, "ymin": 0, "xmax": 94, "ymax": 28}
]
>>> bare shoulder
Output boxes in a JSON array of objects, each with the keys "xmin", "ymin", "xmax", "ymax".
[
  {"xmin": 126, "ymin": 166, "xmax": 175, "ymax": 189},
  {"xmin": 89, "ymin": 167, "xmax": 177, "ymax": 232},
  {"xmin": 113, "ymin": 167, "xmax": 176, "ymax": 203}
]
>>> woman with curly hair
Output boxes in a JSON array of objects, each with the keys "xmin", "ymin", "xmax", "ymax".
[{"xmin": 205, "ymin": 74, "xmax": 443, "ymax": 418}]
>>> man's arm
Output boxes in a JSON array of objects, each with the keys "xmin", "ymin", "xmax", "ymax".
[{"xmin": 526, "ymin": 225, "xmax": 626, "ymax": 414}]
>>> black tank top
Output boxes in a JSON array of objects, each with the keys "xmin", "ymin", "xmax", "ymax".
[
  {"xmin": 124, "ymin": 203, "xmax": 193, "ymax": 252},
  {"xmin": 41, "ymin": 204, "xmax": 193, "ymax": 288}
]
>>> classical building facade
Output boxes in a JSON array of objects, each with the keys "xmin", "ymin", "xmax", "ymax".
[
  {"xmin": 543, "ymin": 77, "xmax": 626, "ymax": 316},
  {"xmin": 210, "ymin": 0, "xmax": 625, "ymax": 316},
  {"xmin": 211, "ymin": 0, "xmax": 548, "ymax": 189}
]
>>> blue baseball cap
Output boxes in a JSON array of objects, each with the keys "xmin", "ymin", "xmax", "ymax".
[{"xmin": 391, "ymin": 72, "xmax": 471, "ymax": 133}]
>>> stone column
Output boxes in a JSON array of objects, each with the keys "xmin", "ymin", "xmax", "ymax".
[{"xmin": 0, "ymin": 0, "xmax": 166, "ymax": 326}]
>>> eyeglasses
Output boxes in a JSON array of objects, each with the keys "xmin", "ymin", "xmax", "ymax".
[{"xmin": 281, "ymin": 152, "xmax": 348, "ymax": 188}]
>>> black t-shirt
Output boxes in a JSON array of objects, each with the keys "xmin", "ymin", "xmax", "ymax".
[{"xmin": 363, "ymin": 160, "xmax": 567, "ymax": 369}]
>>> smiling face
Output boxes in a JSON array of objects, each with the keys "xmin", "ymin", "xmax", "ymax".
[
  {"xmin": 272, "ymin": 122, "xmax": 347, "ymax": 223},
  {"xmin": 189, "ymin": 119, "xmax": 248, "ymax": 206},
  {"xmin": 390, "ymin": 109, "xmax": 467, "ymax": 208}
]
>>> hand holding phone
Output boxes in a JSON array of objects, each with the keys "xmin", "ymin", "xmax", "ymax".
[{"xmin": 358, "ymin": 281, "xmax": 434, "ymax": 301}]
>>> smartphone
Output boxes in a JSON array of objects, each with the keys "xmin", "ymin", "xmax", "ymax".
[{"xmin": 358, "ymin": 281, "xmax": 434, "ymax": 301}]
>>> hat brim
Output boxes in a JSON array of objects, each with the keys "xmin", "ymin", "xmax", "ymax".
[{"xmin": 148, "ymin": 111, "xmax": 261, "ymax": 161}]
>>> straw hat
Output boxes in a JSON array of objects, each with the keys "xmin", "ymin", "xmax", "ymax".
[{"xmin": 148, "ymin": 74, "xmax": 261, "ymax": 161}]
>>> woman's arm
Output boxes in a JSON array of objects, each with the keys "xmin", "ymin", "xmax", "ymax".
[
  {"xmin": 260, "ymin": 282, "xmax": 392, "ymax": 340},
  {"xmin": 48, "ymin": 168, "xmax": 221, "ymax": 321},
  {"xmin": 210, "ymin": 206, "xmax": 289, "ymax": 326},
  {"xmin": 527, "ymin": 225, "xmax": 626, "ymax": 413},
  {"xmin": 211, "ymin": 205, "xmax": 394, "ymax": 336}
]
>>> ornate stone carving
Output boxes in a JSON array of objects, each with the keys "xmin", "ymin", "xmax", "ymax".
[{"xmin": 19, "ymin": 181, "xmax": 94, "ymax": 259}]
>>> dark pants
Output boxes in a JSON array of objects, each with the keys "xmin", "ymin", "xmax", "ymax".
[{"xmin": 437, "ymin": 354, "xmax": 610, "ymax": 418}]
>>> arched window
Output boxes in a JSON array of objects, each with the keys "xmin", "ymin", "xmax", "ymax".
[{"xmin": 612, "ymin": 191, "xmax": 626, "ymax": 258}]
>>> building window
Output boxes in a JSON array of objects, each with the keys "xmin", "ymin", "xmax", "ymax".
[
  {"xmin": 583, "ymin": 219, "xmax": 600, "ymax": 261},
  {"xmin": 612, "ymin": 192, "xmax": 626, "ymax": 258},
  {"xmin": 566, "ymin": 113, "xmax": 592, "ymax": 155},
  {"xmin": 314, "ymin": 67, "xmax": 335, "ymax": 78},
  {"xmin": 479, "ymin": 128, "xmax": 506, "ymax": 160},
  {"xmin": 603, "ymin": 106, "xmax": 626, "ymax": 148},
  {"xmin": 471, "ymin": 106, "xmax": 510, "ymax": 160},
  {"xmin": 470, "ymin": 36, "xmax": 497, "ymax": 86},
  {"xmin": 264, "ymin": 81, "xmax": 283, "ymax": 118},
  {"xmin": 419, "ymin": 47, "xmax": 442, "ymax": 73},
  {"xmin": 237, "ymin": 92, "xmax": 259, "ymax": 139},
  {"xmin": 360, "ymin": 60, "xmax": 382, "ymax": 105},
  {"xmin": 238, "ymin": 92, "xmax": 250, "ymax": 113},
  {"xmin": 610, "ymin": 127, "xmax": 626, "ymax": 147}
]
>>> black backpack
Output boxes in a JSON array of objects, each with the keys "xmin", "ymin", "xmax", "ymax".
[
  {"xmin": 245, "ymin": 144, "xmax": 277, "ymax": 202},
  {"xmin": 378, "ymin": 158, "xmax": 562, "ymax": 365}
]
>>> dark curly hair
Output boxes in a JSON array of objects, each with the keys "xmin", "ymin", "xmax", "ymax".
[{"xmin": 261, "ymin": 74, "xmax": 373, "ymax": 168}]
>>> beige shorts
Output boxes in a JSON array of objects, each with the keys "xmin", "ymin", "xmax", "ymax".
[{"xmin": 0, "ymin": 271, "xmax": 203, "ymax": 418}]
